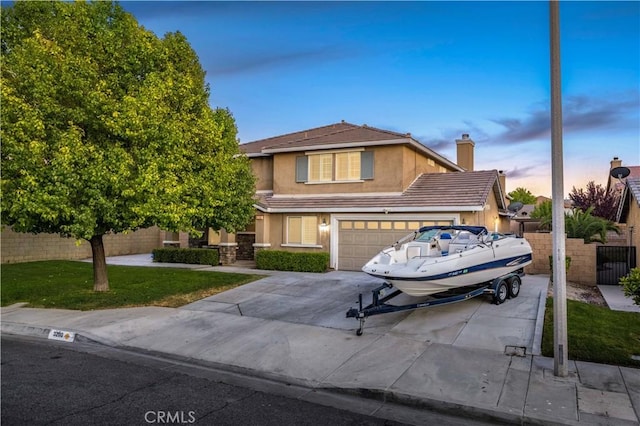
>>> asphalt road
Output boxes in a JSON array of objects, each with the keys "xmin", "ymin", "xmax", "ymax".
[{"xmin": 0, "ymin": 335, "xmax": 492, "ymax": 426}]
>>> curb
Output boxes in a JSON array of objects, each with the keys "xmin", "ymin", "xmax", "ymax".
[{"xmin": 1, "ymin": 322, "xmax": 582, "ymax": 426}]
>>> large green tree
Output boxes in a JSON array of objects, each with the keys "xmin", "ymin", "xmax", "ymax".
[
  {"xmin": 507, "ymin": 187, "xmax": 537, "ymax": 205},
  {"xmin": 1, "ymin": 1, "xmax": 255, "ymax": 291}
]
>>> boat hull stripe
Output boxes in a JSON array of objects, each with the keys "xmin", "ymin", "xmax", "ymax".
[{"xmin": 370, "ymin": 253, "xmax": 532, "ymax": 282}]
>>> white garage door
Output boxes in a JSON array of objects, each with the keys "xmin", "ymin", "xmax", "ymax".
[{"xmin": 337, "ymin": 219, "xmax": 453, "ymax": 271}]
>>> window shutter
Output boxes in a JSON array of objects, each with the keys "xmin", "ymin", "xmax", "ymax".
[
  {"xmin": 296, "ymin": 156, "xmax": 308, "ymax": 182},
  {"xmin": 361, "ymin": 151, "xmax": 374, "ymax": 180}
]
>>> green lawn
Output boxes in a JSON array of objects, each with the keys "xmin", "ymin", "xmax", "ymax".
[
  {"xmin": 542, "ymin": 297, "xmax": 640, "ymax": 367},
  {"xmin": 1, "ymin": 261, "xmax": 263, "ymax": 310}
]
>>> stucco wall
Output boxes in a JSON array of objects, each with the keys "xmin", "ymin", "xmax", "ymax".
[
  {"xmin": 523, "ymin": 232, "xmax": 597, "ymax": 285},
  {"xmin": 629, "ymin": 203, "xmax": 640, "ymax": 266},
  {"xmin": 271, "ymin": 147, "xmax": 413, "ymax": 194},
  {"xmin": 250, "ymin": 156, "xmax": 274, "ymax": 191},
  {"xmin": 1, "ymin": 227, "xmax": 164, "ymax": 264},
  {"xmin": 401, "ymin": 146, "xmax": 455, "ymax": 189}
]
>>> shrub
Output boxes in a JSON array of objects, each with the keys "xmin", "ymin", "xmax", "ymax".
[
  {"xmin": 256, "ymin": 250, "xmax": 329, "ymax": 273},
  {"xmin": 152, "ymin": 248, "xmax": 219, "ymax": 266},
  {"xmin": 548, "ymin": 255, "xmax": 572, "ymax": 283},
  {"xmin": 620, "ymin": 268, "xmax": 640, "ymax": 306}
]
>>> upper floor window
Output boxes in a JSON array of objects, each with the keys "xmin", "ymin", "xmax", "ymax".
[
  {"xmin": 309, "ymin": 154, "xmax": 333, "ymax": 182},
  {"xmin": 335, "ymin": 152, "xmax": 360, "ymax": 181},
  {"xmin": 296, "ymin": 150, "xmax": 374, "ymax": 183}
]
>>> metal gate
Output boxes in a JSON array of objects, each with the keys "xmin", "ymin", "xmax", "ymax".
[{"xmin": 596, "ymin": 246, "xmax": 637, "ymax": 285}]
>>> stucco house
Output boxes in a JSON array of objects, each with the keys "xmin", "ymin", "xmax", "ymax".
[
  {"xmin": 213, "ymin": 121, "xmax": 511, "ymax": 271},
  {"xmin": 615, "ymin": 174, "xmax": 640, "ymax": 268}
]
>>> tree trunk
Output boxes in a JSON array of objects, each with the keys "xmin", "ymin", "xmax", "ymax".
[{"xmin": 90, "ymin": 235, "xmax": 110, "ymax": 292}]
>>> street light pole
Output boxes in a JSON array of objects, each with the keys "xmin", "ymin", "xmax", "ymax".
[{"xmin": 550, "ymin": 0, "xmax": 568, "ymax": 377}]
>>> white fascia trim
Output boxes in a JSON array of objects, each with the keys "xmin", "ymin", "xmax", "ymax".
[
  {"xmin": 260, "ymin": 206, "xmax": 484, "ymax": 213},
  {"xmin": 254, "ymin": 204, "xmax": 268, "ymax": 212},
  {"xmin": 261, "ymin": 139, "xmax": 408, "ymax": 154},
  {"xmin": 305, "ymin": 147, "xmax": 364, "ymax": 155},
  {"xmin": 271, "ymin": 192, "xmax": 403, "ymax": 199},
  {"xmin": 259, "ymin": 137, "xmax": 462, "ymax": 172},
  {"xmin": 246, "ymin": 153, "xmax": 271, "ymax": 158}
]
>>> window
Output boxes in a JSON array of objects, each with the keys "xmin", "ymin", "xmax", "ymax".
[
  {"xmin": 287, "ymin": 216, "xmax": 317, "ymax": 245},
  {"xmin": 296, "ymin": 150, "xmax": 373, "ymax": 183},
  {"xmin": 335, "ymin": 152, "xmax": 361, "ymax": 181},
  {"xmin": 309, "ymin": 154, "xmax": 333, "ymax": 182}
]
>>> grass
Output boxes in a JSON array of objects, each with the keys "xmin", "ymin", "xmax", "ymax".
[
  {"xmin": 1, "ymin": 260, "xmax": 264, "ymax": 310},
  {"xmin": 542, "ymin": 297, "xmax": 640, "ymax": 367}
]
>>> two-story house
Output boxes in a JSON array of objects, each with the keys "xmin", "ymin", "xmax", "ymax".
[{"xmin": 217, "ymin": 121, "xmax": 511, "ymax": 271}]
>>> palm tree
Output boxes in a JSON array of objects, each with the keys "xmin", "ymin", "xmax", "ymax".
[
  {"xmin": 531, "ymin": 200, "xmax": 552, "ymax": 230},
  {"xmin": 531, "ymin": 203, "xmax": 619, "ymax": 243},
  {"xmin": 564, "ymin": 207, "xmax": 620, "ymax": 243}
]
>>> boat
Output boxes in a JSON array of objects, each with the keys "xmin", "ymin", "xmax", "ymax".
[{"xmin": 361, "ymin": 225, "xmax": 533, "ymax": 297}]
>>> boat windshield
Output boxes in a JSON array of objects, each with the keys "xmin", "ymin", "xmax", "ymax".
[{"xmin": 414, "ymin": 229, "xmax": 440, "ymax": 242}]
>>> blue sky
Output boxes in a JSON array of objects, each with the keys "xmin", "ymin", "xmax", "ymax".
[{"xmin": 123, "ymin": 1, "xmax": 639, "ymax": 197}]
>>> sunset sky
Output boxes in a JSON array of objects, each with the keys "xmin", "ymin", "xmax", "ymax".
[{"xmin": 124, "ymin": 1, "xmax": 638, "ymax": 196}]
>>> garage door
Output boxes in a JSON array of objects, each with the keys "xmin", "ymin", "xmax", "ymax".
[{"xmin": 337, "ymin": 219, "xmax": 453, "ymax": 271}]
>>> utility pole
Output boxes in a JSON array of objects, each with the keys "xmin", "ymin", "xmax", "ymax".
[{"xmin": 550, "ymin": 0, "xmax": 568, "ymax": 377}]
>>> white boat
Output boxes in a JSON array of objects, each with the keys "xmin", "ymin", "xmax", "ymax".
[{"xmin": 361, "ymin": 225, "xmax": 532, "ymax": 297}]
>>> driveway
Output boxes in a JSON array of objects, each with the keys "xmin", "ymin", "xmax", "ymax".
[{"xmin": 182, "ymin": 270, "xmax": 549, "ymax": 355}]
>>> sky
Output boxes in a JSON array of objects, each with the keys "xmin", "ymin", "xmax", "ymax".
[{"xmin": 122, "ymin": 1, "xmax": 638, "ymax": 197}]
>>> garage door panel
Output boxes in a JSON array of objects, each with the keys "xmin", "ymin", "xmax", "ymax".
[{"xmin": 338, "ymin": 220, "xmax": 451, "ymax": 271}]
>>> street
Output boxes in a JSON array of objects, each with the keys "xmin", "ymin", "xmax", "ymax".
[{"xmin": 1, "ymin": 335, "xmax": 488, "ymax": 426}]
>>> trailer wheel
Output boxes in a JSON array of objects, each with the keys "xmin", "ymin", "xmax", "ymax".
[
  {"xmin": 494, "ymin": 280, "xmax": 509, "ymax": 305},
  {"xmin": 508, "ymin": 276, "xmax": 521, "ymax": 298}
]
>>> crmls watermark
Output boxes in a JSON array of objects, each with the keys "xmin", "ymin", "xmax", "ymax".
[{"xmin": 144, "ymin": 411, "xmax": 196, "ymax": 424}]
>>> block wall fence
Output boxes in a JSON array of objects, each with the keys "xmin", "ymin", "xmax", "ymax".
[
  {"xmin": 1, "ymin": 227, "xmax": 165, "ymax": 264},
  {"xmin": 523, "ymin": 232, "xmax": 598, "ymax": 285}
]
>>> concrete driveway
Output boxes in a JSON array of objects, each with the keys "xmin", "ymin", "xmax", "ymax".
[{"xmin": 182, "ymin": 270, "xmax": 548, "ymax": 356}]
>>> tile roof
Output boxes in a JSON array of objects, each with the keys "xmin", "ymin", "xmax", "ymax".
[
  {"xmin": 616, "ymin": 177, "xmax": 640, "ymax": 222},
  {"xmin": 629, "ymin": 166, "xmax": 640, "ymax": 179},
  {"xmin": 241, "ymin": 121, "xmax": 411, "ymax": 154},
  {"xmin": 626, "ymin": 177, "xmax": 640, "ymax": 206},
  {"xmin": 240, "ymin": 121, "xmax": 463, "ymax": 171},
  {"xmin": 255, "ymin": 170, "xmax": 504, "ymax": 213}
]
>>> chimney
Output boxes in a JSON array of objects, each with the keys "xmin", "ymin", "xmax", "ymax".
[
  {"xmin": 608, "ymin": 156, "xmax": 624, "ymax": 192},
  {"xmin": 498, "ymin": 170, "xmax": 507, "ymax": 205},
  {"xmin": 456, "ymin": 133, "xmax": 475, "ymax": 171},
  {"xmin": 610, "ymin": 156, "xmax": 622, "ymax": 170}
]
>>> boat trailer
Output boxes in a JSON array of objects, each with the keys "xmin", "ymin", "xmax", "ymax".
[{"xmin": 346, "ymin": 272, "xmax": 523, "ymax": 336}]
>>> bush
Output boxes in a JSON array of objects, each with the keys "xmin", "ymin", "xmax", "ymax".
[
  {"xmin": 256, "ymin": 250, "xmax": 329, "ymax": 273},
  {"xmin": 152, "ymin": 248, "xmax": 219, "ymax": 266},
  {"xmin": 620, "ymin": 268, "xmax": 640, "ymax": 306}
]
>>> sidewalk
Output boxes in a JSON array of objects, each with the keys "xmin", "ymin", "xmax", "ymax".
[{"xmin": 3, "ymin": 255, "xmax": 640, "ymax": 425}]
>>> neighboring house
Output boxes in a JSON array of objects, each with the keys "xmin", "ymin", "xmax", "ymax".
[
  {"xmin": 615, "ymin": 176, "xmax": 640, "ymax": 267},
  {"xmin": 608, "ymin": 156, "xmax": 640, "ymax": 194},
  {"xmin": 509, "ymin": 204, "xmax": 537, "ymax": 236},
  {"xmin": 215, "ymin": 121, "xmax": 511, "ymax": 271}
]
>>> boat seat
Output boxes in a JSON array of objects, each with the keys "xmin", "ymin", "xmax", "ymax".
[
  {"xmin": 406, "ymin": 245, "xmax": 421, "ymax": 259},
  {"xmin": 438, "ymin": 233, "xmax": 452, "ymax": 256},
  {"xmin": 407, "ymin": 242, "xmax": 434, "ymax": 259}
]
